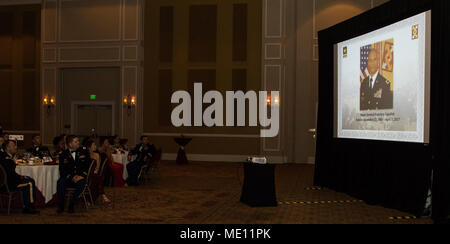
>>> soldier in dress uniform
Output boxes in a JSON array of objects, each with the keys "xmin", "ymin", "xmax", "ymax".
[
  {"xmin": 0, "ymin": 140, "xmax": 39, "ymax": 214},
  {"xmin": 126, "ymin": 136, "xmax": 157, "ymax": 186},
  {"xmin": 56, "ymin": 135, "xmax": 91, "ymax": 213},
  {"xmin": 26, "ymin": 135, "xmax": 51, "ymax": 159},
  {"xmin": 360, "ymin": 49, "xmax": 394, "ymax": 111}
]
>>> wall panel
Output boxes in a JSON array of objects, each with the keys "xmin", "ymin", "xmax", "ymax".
[
  {"xmin": 41, "ymin": 0, "xmax": 143, "ymax": 146},
  {"xmin": 59, "ymin": 0, "xmax": 121, "ymax": 42}
]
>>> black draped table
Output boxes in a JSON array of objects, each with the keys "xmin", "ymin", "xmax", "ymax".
[
  {"xmin": 174, "ymin": 137, "xmax": 192, "ymax": 165},
  {"xmin": 240, "ymin": 162, "xmax": 277, "ymax": 207}
]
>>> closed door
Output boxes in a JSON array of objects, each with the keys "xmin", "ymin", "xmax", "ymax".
[{"xmin": 75, "ymin": 104, "xmax": 113, "ymax": 137}]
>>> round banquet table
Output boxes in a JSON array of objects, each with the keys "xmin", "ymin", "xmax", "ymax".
[
  {"xmin": 15, "ymin": 165, "xmax": 59, "ymax": 204},
  {"xmin": 112, "ymin": 152, "xmax": 132, "ymax": 180}
]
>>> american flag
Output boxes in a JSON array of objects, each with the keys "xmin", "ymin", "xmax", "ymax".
[{"xmin": 360, "ymin": 44, "xmax": 371, "ymax": 82}]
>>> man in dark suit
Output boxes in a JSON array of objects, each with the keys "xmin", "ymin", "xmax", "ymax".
[
  {"xmin": 360, "ymin": 49, "xmax": 393, "ymax": 111},
  {"xmin": 27, "ymin": 135, "xmax": 51, "ymax": 159},
  {"xmin": 57, "ymin": 135, "xmax": 90, "ymax": 213},
  {"xmin": 0, "ymin": 140, "xmax": 39, "ymax": 214},
  {"xmin": 126, "ymin": 136, "xmax": 157, "ymax": 186}
]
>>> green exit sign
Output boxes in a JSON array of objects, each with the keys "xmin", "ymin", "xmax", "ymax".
[{"xmin": 90, "ymin": 95, "xmax": 97, "ymax": 100}]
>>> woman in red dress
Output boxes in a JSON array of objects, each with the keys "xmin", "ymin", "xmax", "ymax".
[
  {"xmin": 85, "ymin": 139, "xmax": 111, "ymax": 204},
  {"xmin": 98, "ymin": 137, "xmax": 125, "ymax": 187}
]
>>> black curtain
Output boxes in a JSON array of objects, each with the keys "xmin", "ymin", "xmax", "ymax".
[
  {"xmin": 429, "ymin": 0, "xmax": 450, "ymax": 223},
  {"xmin": 315, "ymin": 0, "xmax": 450, "ymax": 221}
]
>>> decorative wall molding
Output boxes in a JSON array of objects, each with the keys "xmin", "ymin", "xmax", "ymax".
[
  {"xmin": 265, "ymin": 43, "xmax": 283, "ymax": 60},
  {"xmin": 0, "ymin": 0, "xmax": 41, "ymax": 6},
  {"xmin": 313, "ymin": 0, "xmax": 318, "ymax": 40},
  {"xmin": 123, "ymin": 0, "xmax": 140, "ymax": 41},
  {"xmin": 313, "ymin": 44, "xmax": 319, "ymax": 62},
  {"xmin": 58, "ymin": 46, "xmax": 121, "ymax": 63},
  {"xmin": 43, "ymin": 0, "xmax": 57, "ymax": 44},
  {"xmin": 58, "ymin": 0, "xmax": 122, "ymax": 43},
  {"xmin": 42, "ymin": 47, "xmax": 57, "ymax": 63},
  {"xmin": 263, "ymin": 65, "xmax": 282, "ymax": 91},
  {"xmin": 262, "ymin": 0, "xmax": 286, "ymax": 154},
  {"xmin": 123, "ymin": 45, "xmax": 138, "ymax": 61},
  {"xmin": 263, "ymin": 64, "xmax": 282, "ymax": 152},
  {"xmin": 41, "ymin": 67, "xmax": 58, "ymax": 145},
  {"xmin": 121, "ymin": 66, "xmax": 139, "ymax": 139},
  {"xmin": 264, "ymin": 0, "xmax": 284, "ymax": 38}
]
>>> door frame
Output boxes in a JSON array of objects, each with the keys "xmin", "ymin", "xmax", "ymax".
[{"xmin": 71, "ymin": 101, "xmax": 116, "ymax": 136}]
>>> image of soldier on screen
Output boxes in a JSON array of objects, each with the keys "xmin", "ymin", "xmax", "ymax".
[{"xmin": 360, "ymin": 40, "xmax": 394, "ymax": 111}]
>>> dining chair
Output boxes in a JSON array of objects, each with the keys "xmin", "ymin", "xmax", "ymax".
[
  {"xmin": 64, "ymin": 161, "xmax": 95, "ymax": 211},
  {"xmin": 138, "ymin": 148, "xmax": 163, "ymax": 184},
  {"xmin": 0, "ymin": 165, "xmax": 23, "ymax": 215}
]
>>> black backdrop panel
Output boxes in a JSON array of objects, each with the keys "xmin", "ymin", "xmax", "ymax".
[{"xmin": 315, "ymin": 0, "xmax": 450, "ymax": 221}]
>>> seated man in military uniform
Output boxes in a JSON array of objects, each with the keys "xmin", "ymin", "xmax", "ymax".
[
  {"xmin": 126, "ymin": 136, "xmax": 157, "ymax": 186},
  {"xmin": 57, "ymin": 135, "xmax": 90, "ymax": 214},
  {"xmin": 0, "ymin": 140, "xmax": 39, "ymax": 214},
  {"xmin": 26, "ymin": 134, "xmax": 51, "ymax": 159}
]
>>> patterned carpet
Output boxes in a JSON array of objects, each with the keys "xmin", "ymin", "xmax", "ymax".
[{"xmin": 0, "ymin": 161, "xmax": 432, "ymax": 224}]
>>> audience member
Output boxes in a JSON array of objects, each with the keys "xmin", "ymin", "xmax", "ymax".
[
  {"xmin": 57, "ymin": 135, "xmax": 90, "ymax": 214},
  {"xmin": 53, "ymin": 136, "xmax": 65, "ymax": 153},
  {"xmin": 27, "ymin": 134, "xmax": 51, "ymax": 158},
  {"xmin": 126, "ymin": 136, "xmax": 157, "ymax": 186},
  {"xmin": 0, "ymin": 132, "xmax": 137, "ymax": 214},
  {"xmin": 0, "ymin": 140, "xmax": 17, "ymax": 161},
  {"xmin": 0, "ymin": 140, "xmax": 39, "ymax": 214},
  {"xmin": 52, "ymin": 136, "xmax": 66, "ymax": 163},
  {"xmin": 98, "ymin": 137, "xmax": 125, "ymax": 187},
  {"xmin": 60, "ymin": 134, "xmax": 67, "ymax": 149},
  {"xmin": 85, "ymin": 139, "xmax": 111, "ymax": 204},
  {"xmin": 112, "ymin": 135, "xmax": 127, "ymax": 152}
]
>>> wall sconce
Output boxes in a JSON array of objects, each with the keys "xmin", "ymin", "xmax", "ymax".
[
  {"xmin": 123, "ymin": 94, "xmax": 136, "ymax": 115},
  {"xmin": 266, "ymin": 96, "xmax": 280, "ymax": 106},
  {"xmin": 43, "ymin": 95, "xmax": 56, "ymax": 115}
]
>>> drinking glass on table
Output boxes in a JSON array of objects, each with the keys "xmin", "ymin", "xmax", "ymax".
[{"xmin": 23, "ymin": 152, "xmax": 30, "ymax": 161}]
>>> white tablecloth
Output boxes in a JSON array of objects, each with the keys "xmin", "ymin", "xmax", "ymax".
[
  {"xmin": 112, "ymin": 153, "xmax": 131, "ymax": 180},
  {"xmin": 16, "ymin": 165, "xmax": 59, "ymax": 204}
]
